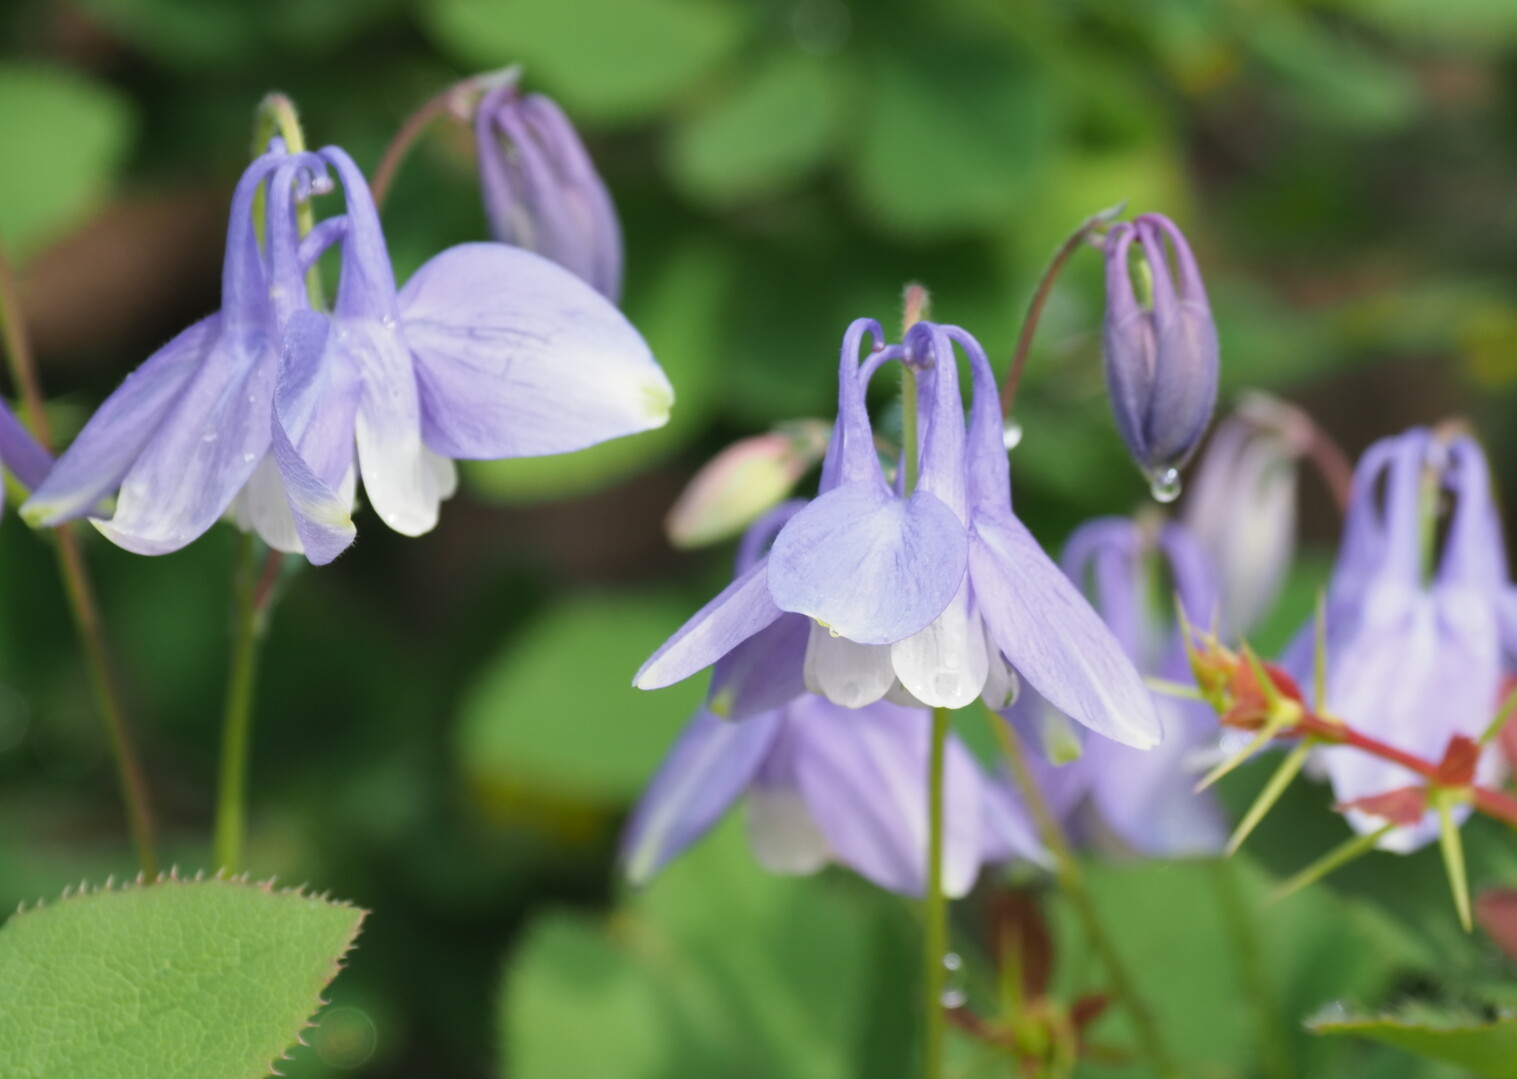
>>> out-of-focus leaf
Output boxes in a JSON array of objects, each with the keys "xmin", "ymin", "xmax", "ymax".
[
  {"xmin": 0, "ymin": 65, "xmax": 134, "ymax": 261},
  {"xmin": 1311, "ymin": 1007, "xmax": 1517, "ymax": 1078},
  {"xmin": 851, "ymin": 33, "xmax": 1057, "ymax": 236},
  {"xmin": 423, "ymin": 0, "xmax": 750, "ymax": 124},
  {"xmin": 1350, "ymin": 0, "xmax": 1517, "ymax": 48},
  {"xmin": 500, "ymin": 817, "xmax": 913, "ymax": 1079},
  {"xmin": 668, "ymin": 52, "xmax": 848, "ymax": 205},
  {"xmin": 464, "ymin": 241, "xmax": 726, "ymax": 502},
  {"xmin": 456, "ymin": 592, "xmax": 705, "ymax": 805},
  {"xmin": 0, "ymin": 878, "xmax": 363, "ymax": 1079}
]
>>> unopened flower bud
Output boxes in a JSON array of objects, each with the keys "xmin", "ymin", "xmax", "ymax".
[
  {"xmin": 475, "ymin": 85, "xmax": 623, "ymax": 301},
  {"xmin": 1102, "ymin": 213, "xmax": 1219, "ymax": 492},
  {"xmin": 664, "ymin": 422, "xmax": 830, "ymax": 548}
]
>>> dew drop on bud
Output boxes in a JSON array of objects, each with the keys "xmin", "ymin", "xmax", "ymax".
[
  {"xmin": 1148, "ymin": 466, "xmax": 1182, "ymax": 503},
  {"xmin": 1002, "ymin": 418, "xmax": 1023, "ymax": 451}
]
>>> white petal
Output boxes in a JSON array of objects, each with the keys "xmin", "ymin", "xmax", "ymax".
[
  {"xmin": 803, "ymin": 621, "xmax": 895, "ymax": 708},
  {"xmin": 232, "ymin": 453, "xmax": 304, "ymax": 554},
  {"xmin": 745, "ymin": 788, "xmax": 830, "ymax": 875},
  {"xmin": 890, "ymin": 587, "xmax": 989, "ymax": 708}
]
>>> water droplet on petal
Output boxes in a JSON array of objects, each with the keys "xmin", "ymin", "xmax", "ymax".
[
  {"xmin": 1002, "ymin": 418, "xmax": 1023, "ymax": 451},
  {"xmin": 828, "ymin": 627, "xmax": 841, "ymax": 639},
  {"xmin": 242, "ymin": 453, "xmax": 256, "ymax": 464},
  {"xmin": 1148, "ymin": 466, "xmax": 1182, "ymax": 503}
]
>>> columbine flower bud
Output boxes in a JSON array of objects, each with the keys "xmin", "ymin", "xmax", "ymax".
[
  {"xmin": 664, "ymin": 422, "xmax": 830, "ymax": 549},
  {"xmin": 1102, "ymin": 213, "xmax": 1219, "ymax": 495},
  {"xmin": 1183, "ymin": 393, "xmax": 1309, "ymax": 638},
  {"xmin": 475, "ymin": 85, "xmax": 623, "ymax": 301}
]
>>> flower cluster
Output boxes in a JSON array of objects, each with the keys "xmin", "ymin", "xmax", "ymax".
[{"xmin": 22, "ymin": 135, "xmax": 669, "ymax": 564}]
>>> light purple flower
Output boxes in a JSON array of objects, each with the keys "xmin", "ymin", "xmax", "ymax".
[
  {"xmin": 0, "ymin": 401, "xmax": 52, "ymax": 514},
  {"xmin": 24, "ymin": 141, "xmax": 671, "ymax": 563},
  {"xmin": 1102, "ymin": 213, "xmax": 1219, "ymax": 486},
  {"xmin": 1285, "ymin": 428, "xmax": 1511, "ymax": 851},
  {"xmin": 1005, "ymin": 518, "xmax": 1227, "ymax": 856},
  {"xmin": 475, "ymin": 85, "xmax": 623, "ymax": 301},
  {"xmin": 621, "ymin": 694, "xmax": 1045, "ymax": 897},
  {"xmin": 636, "ymin": 318, "xmax": 1161, "ymax": 749}
]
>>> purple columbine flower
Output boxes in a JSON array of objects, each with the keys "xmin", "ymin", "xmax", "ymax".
[
  {"xmin": 1182, "ymin": 395, "xmax": 1308, "ymax": 639},
  {"xmin": 1285, "ymin": 428, "xmax": 1512, "ymax": 852},
  {"xmin": 1002, "ymin": 517, "xmax": 1228, "ymax": 856},
  {"xmin": 475, "ymin": 84, "xmax": 622, "ymax": 302},
  {"xmin": 1102, "ymin": 213, "xmax": 1219, "ymax": 491},
  {"xmin": 635, "ymin": 318, "xmax": 1161, "ymax": 750},
  {"xmin": 0, "ymin": 401, "xmax": 53, "ymax": 515},
  {"xmin": 23, "ymin": 140, "xmax": 671, "ymax": 563},
  {"xmin": 623, "ymin": 694, "xmax": 1045, "ymax": 895}
]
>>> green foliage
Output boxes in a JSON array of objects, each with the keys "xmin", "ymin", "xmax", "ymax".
[
  {"xmin": 1311, "ymin": 1007, "xmax": 1517, "ymax": 1078},
  {"xmin": 500, "ymin": 818, "xmax": 914, "ymax": 1079},
  {"xmin": 456, "ymin": 592, "xmax": 706, "ymax": 804},
  {"xmin": 0, "ymin": 64, "xmax": 134, "ymax": 261},
  {"xmin": 0, "ymin": 877, "xmax": 363, "ymax": 1079}
]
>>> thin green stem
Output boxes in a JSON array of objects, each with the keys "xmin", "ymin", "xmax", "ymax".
[
  {"xmin": 0, "ymin": 242, "xmax": 157, "ymax": 876},
  {"xmin": 213, "ymin": 533, "xmax": 278, "ymax": 871},
  {"xmin": 1207, "ymin": 859, "xmax": 1292, "ymax": 1079},
  {"xmin": 922, "ymin": 706, "xmax": 951, "ymax": 1079},
  {"xmin": 989, "ymin": 710, "xmax": 1180, "ymax": 1079},
  {"xmin": 1000, "ymin": 203, "xmax": 1125, "ymax": 418}
]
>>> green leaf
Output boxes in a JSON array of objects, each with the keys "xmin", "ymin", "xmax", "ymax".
[
  {"xmin": 0, "ymin": 876, "xmax": 364, "ymax": 1079},
  {"xmin": 667, "ymin": 52, "xmax": 848, "ymax": 205},
  {"xmin": 423, "ymin": 0, "xmax": 750, "ymax": 125},
  {"xmin": 500, "ymin": 818, "xmax": 913, "ymax": 1079},
  {"xmin": 1311, "ymin": 1007, "xmax": 1517, "ymax": 1078},
  {"xmin": 851, "ymin": 32, "xmax": 1056, "ymax": 236},
  {"xmin": 0, "ymin": 64, "xmax": 134, "ymax": 261},
  {"xmin": 463, "ymin": 241, "xmax": 726, "ymax": 502},
  {"xmin": 456, "ymin": 592, "xmax": 707, "ymax": 805}
]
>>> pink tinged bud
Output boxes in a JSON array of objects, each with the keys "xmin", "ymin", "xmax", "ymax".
[
  {"xmin": 664, "ymin": 423, "xmax": 831, "ymax": 548},
  {"xmin": 1102, "ymin": 213, "xmax": 1219, "ymax": 489},
  {"xmin": 475, "ymin": 86, "xmax": 623, "ymax": 301}
]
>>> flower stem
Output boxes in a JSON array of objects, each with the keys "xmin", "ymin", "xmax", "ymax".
[
  {"xmin": 0, "ymin": 242, "xmax": 158, "ymax": 876},
  {"xmin": 1207, "ymin": 859, "xmax": 1293, "ymax": 1079},
  {"xmin": 212, "ymin": 532, "xmax": 282, "ymax": 871},
  {"xmin": 922, "ymin": 705, "xmax": 951, "ymax": 1079},
  {"xmin": 370, "ymin": 66, "xmax": 522, "ymax": 210},
  {"xmin": 1000, "ymin": 203, "xmax": 1126, "ymax": 417},
  {"xmin": 989, "ymin": 710, "xmax": 1180, "ymax": 1078}
]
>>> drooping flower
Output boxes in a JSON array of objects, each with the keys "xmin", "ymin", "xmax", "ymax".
[
  {"xmin": 1002, "ymin": 517, "xmax": 1228, "ymax": 856},
  {"xmin": 1183, "ymin": 393, "xmax": 1310, "ymax": 638},
  {"xmin": 1286, "ymin": 427, "xmax": 1512, "ymax": 851},
  {"xmin": 24, "ymin": 140, "xmax": 671, "ymax": 563},
  {"xmin": 636, "ymin": 318, "xmax": 1161, "ymax": 750},
  {"xmin": 1102, "ymin": 213, "xmax": 1219, "ymax": 489},
  {"xmin": 475, "ymin": 84, "xmax": 622, "ymax": 301},
  {"xmin": 621, "ymin": 694, "xmax": 1045, "ymax": 897}
]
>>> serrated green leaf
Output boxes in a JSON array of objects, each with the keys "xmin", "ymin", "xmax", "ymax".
[
  {"xmin": 0, "ymin": 64, "xmax": 134, "ymax": 261},
  {"xmin": 463, "ymin": 240, "xmax": 725, "ymax": 502},
  {"xmin": 0, "ymin": 878, "xmax": 364, "ymax": 1079},
  {"xmin": 423, "ymin": 0, "xmax": 750, "ymax": 125},
  {"xmin": 1311, "ymin": 1008, "xmax": 1517, "ymax": 1077},
  {"xmin": 500, "ymin": 818, "xmax": 912, "ymax": 1079},
  {"xmin": 668, "ymin": 52, "xmax": 848, "ymax": 205},
  {"xmin": 456, "ymin": 592, "xmax": 706, "ymax": 804}
]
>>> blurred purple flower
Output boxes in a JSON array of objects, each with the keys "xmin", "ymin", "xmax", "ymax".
[
  {"xmin": 636, "ymin": 318, "xmax": 1159, "ymax": 749},
  {"xmin": 1102, "ymin": 213, "xmax": 1219, "ymax": 488},
  {"xmin": 1002, "ymin": 517, "xmax": 1228, "ymax": 857},
  {"xmin": 475, "ymin": 85, "xmax": 623, "ymax": 301},
  {"xmin": 24, "ymin": 142, "xmax": 671, "ymax": 563},
  {"xmin": 0, "ymin": 402, "xmax": 53, "ymax": 515},
  {"xmin": 621, "ymin": 694, "xmax": 1045, "ymax": 897},
  {"xmin": 1285, "ymin": 428, "xmax": 1512, "ymax": 851}
]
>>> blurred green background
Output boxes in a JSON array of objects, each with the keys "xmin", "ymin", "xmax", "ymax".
[{"xmin": 3, "ymin": 0, "xmax": 1517, "ymax": 1075}]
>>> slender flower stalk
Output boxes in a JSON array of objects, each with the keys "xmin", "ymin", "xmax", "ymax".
[
  {"xmin": 0, "ymin": 242, "xmax": 158, "ymax": 876},
  {"xmin": 1000, "ymin": 204, "xmax": 1125, "ymax": 417},
  {"xmin": 989, "ymin": 709, "xmax": 1180, "ymax": 1079},
  {"xmin": 922, "ymin": 705, "xmax": 950, "ymax": 1079}
]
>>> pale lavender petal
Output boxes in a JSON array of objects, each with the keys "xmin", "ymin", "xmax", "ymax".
[
  {"xmin": 952, "ymin": 324, "xmax": 1011, "ymax": 512},
  {"xmin": 746, "ymin": 720, "xmax": 831, "ymax": 875},
  {"xmin": 1060, "ymin": 518, "xmax": 1143, "ymax": 658},
  {"xmin": 398, "ymin": 242, "xmax": 671, "ymax": 459},
  {"xmin": 970, "ymin": 508, "xmax": 1161, "ymax": 748},
  {"xmin": 768, "ymin": 480, "xmax": 967, "ymax": 644},
  {"xmin": 980, "ymin": 777, "xmax": 1051, "ymax": 868},
  {"xmin": 22, "ymin": 316, "xmax": 213, "ymax": 526},
  {"xmin": 789, "ymin": 696, "xmax": 984, "ymax": 898},
  {"xmin": 621, "ymin": 708, "xmax": 783, "ymax": 885},
  {"xmin": 904, "ymin": 322, "xmax": 967, "ymax": 522},
  {"xmin": 0, "ymin": 401, "xmax": 51, "ymax": 493},
  {"xmin": 635, "ymin": 559, "xmax": 782, "ymax": 690},
  {"xmin": 707, "ymin": 612, "xmax": 809, "ymax": 719}
]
